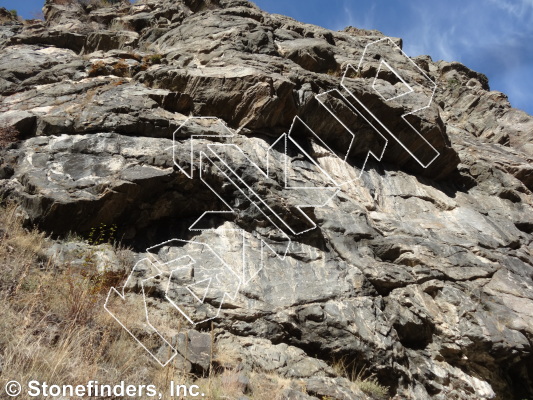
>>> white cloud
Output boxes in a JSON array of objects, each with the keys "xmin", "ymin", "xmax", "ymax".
[
  {"xmin": 487, "ymin": 0, "xmax": 533, "ymax": 22},
  {"xmin": 320, "ymin": 0, "xmax": 532, "ymax": 113},
  {"xmin": 331, "ymin": 1, "xmax": 376, "ymax": 32}
]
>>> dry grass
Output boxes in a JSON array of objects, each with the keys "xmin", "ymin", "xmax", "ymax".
[
  {"xmin": 0, "ymin": 202, "xmax": 174, "ymax": 394},
  {"xmin": 193, "ymin": 369, "xmax": 298, "ymax": 400},
  {"xmin": 247, "ymin": 372, "xmax": 294, "ymax": 400},
  {"xmin": 0, "ymin": 125, "xmax": 20, "ymax": 149},
  {"xmin": 109, "ymin": 19, "xmax": 135, "ymax": 32},
  {"xmin": 112, "ymin": 59, "xmax": 130, "ymax": 77},
  {"xmin": 197, "ymin": 369, "xmax": 247, "ymax": 400},
  {"xmin": 0, "ymin": 202, "xmax": 312, "ymax": 399},
  {"xmin": 332, "ymin": 358, "xmax": 390, "ymax": 400},
  {"xmin": 87, "ymin": 60, "xmax": 107, "ymax": 77},
  {"xmin": 88, "ymin": 59, "xmax": 131, "ymax": 78},
  {"xmin": 0, "ymin": 203, "xmax": 241, "ymax": 399}
]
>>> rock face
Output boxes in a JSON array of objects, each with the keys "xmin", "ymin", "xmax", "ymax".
[{"xmin": 1, "ymin": 1, "xmax": 533, "ymax": 399}]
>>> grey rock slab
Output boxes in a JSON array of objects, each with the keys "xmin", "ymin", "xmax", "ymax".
[
  {"xmin": 0, "ymin": 45, "xmax": 81, "ymax": 95},
  {"xmin": 215, "ymin": 333, "xmax": 333, "ymax": 378},
  {"xmin": 45, "ymin": 241, "xmax": 123, "ymax": 273},
  {"xmin": 0, "ymin": 133, "xmax": 181, "ymax": 234}
]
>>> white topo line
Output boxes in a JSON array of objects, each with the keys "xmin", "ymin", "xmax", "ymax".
[{"xmin": 104, "ymin": 37, "xmax": 441, "ymax": 366}]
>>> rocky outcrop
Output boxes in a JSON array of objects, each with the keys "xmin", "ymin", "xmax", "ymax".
[{"xmin": 1, "ymin": 1, "xmax": 532, "ymax": 399}]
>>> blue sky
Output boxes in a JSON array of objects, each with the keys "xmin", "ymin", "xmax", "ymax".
[
  {"xmin": 2, "ymin": 0, "xmax": 532, "ymax": 115},
  {"xmin": 253, "ymin": 0, "xmax": 533, "ymax": 116}
]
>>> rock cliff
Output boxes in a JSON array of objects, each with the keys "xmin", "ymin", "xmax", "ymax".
[{"xmin": 0, "ymin": 0, "xmax": 532, "ymax": 399}]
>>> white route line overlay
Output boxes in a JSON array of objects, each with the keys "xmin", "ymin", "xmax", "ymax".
[
  {"xmin": 104, "ymin": 36, "xmax": 441, "ymax": 366},
  {"xmin": 342, "ymin": 36, "xmax": 440, "ymax": 168}
]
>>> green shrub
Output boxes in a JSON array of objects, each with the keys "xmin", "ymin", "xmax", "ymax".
[
  {"xmin": 149, "ymin": 54, "xmax": 162, "ymax": 64},
  {"xmin": 447, "ymin": 78, "xmax": 461, "ymax": 89},
  {"xmin": 87, "ymin": 222, "xmax": 118, "ymax": 246},
  {"xmin": 357, "ymin": 377, "xmax": 389, "ymax": 399}
]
